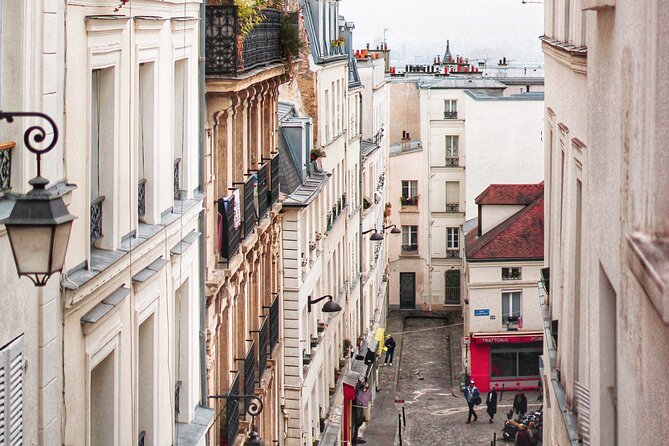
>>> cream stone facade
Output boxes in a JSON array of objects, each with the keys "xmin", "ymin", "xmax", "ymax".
[
  {"xmin": 542, "ymin": 1, "xmax": 669, "ymax": 445},
  {"xmin": 387, "ymin": 75, "xmax": 544, "ymax": 311}
]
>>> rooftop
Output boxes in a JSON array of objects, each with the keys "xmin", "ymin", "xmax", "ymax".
[
  {"xmin": 475, "ymin": 183, "xmax": 544, "ymax": 205},
  {"xmin": 418, "ymin": 77, "xmax": 507, "ymax": 90},
  {"xmin": 467, "ymin": 184, "xmax": 544, "ymax": 261}
]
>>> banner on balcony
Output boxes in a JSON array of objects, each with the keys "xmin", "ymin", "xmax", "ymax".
[{"xmin": 232, "ymin": 189, "xmax": 241, "ymax": 229}]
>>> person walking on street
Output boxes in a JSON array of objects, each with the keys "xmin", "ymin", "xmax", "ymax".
[
  {"xmin": 513, "ymin": 390, "xmax": 528, "ymax": 416},
  {"xmin": 486, "ymin": 385, "xmax": 498, "ymax": 423},
  {"xmin": 464, "ymin": 380, "xmax": 480, "ymax": 424},
  {"xmin": 383, "ymin": 335, "xmax": 396, "ymax": 365}
]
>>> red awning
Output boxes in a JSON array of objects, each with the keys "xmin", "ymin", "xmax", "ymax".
[{"xmin": 471, "ymin": 332, "xmax": 543, "ymax": 344}]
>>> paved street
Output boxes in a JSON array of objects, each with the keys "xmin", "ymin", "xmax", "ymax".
[{"xmin": 360, "ymin": 312, "xmax": 542, "ymax": 446}]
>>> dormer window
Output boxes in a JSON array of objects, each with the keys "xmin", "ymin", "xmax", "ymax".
[{"xmin": 502, "ymin": 267, "xmax": 522, "ymax": 280}]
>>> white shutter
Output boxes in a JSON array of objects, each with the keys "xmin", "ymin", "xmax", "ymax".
[
  {"xmin": 0, "ymin": 336, "xmax": 23, "ymax": 446},
  {"xmin": 575, "ymin": 381, "xmax": 591, "ymax": 445}
]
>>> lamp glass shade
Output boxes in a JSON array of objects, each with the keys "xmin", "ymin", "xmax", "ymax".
[
  {"xmin": 390, "ymin": 226, "xmax": 401, "ymax": 234},
  {"xmin": 322, "ymin": 300, "xmax": 342, "ymax": 313},
  {"xmin": 370, "ymin": 231, "xmax": 384, "ymax": 241},
  {"xmin": 6, "ymin": 225, "xmax": 55, "ymax": 274}
]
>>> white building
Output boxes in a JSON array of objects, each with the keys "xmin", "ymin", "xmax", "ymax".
[
  {"xmin": 0, "ymin": 1, "xmax": 66, "ymax": 444},
  {"xmin": 464, "ymin": 183, "xmax": 544, "ymax": 392},
  {"xmin": 387, "ymin": 74, "xmax": 544, "ymax": 311},
  {"xmin": 542, "ymin": 1, "xmax": 669, "ymax": 445},
  {"xmin": 59, "ymin": 2, "xmax": 210, "ymax": 445}
]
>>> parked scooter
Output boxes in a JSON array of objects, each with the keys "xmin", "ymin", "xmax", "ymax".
[{"xmin": 502, "ymin": 408, "xmax": 543, "ymax": 442}]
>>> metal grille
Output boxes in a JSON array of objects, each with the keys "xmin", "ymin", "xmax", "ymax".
[
  {"xmin": 446, "ymin": 250, "xmax": 460, "ymax": 258},
  {"xmin": 138, "ymin": 178, "xmax": 147, "ymax": 218},
  {"xmin": 174, "ymin": 380, "xmax": 182, "ymax": 416},
  {"xmin": 445, "ymin": 270, "xmax": 461, "ymax": 305},
  {"xmin": 243, "ymin": 175, "xmax": 256, "ymax": 237},
  {"xmin": 269, "ymin": 295, "xmax": 279, "ymax": 355},
  {"xmin": 445, "ymin": 157, "xmax": 459, "ymax": 167},
  {"xmin": 401, "ymin": 244, "xmax": 418, "ymax": 253},
  {"xmin": 226, "ymin": 373, "xmax": 240, "ymax": 446},
  {"xmin": 90, "ymin": 196, "xmax": 105, "ymax": 245},
  {"xmin": 206, "ymin": 6, "xmax": 283, "ymax": 76},
  {"xmin": 173, "ymin": 158, "xmax": 181, "ymax": 198},
  {"xmin": 243, "ymin": 342, "xmax": 256, "ymax": 414},
  {"xmin": 575, "ymin": 381, "xmax": 591, "ymax": 445},
  {"xmin": 444, "ymin": 111, "xmax": 458, "ymax": 119},
  {"xmin": 258, "ymin": 318, "xmax": 269, "ymax": 382},
  {"xmin": 217, "ymin": 194, "xmax": 241, "ymax": 261},
  {"xmin": 138, "ymin": 431, "xmax": 146, "ymax": 446},
  {"xmin": 269, "ymin": 154, "xmax": 280, "ymax": 205},
  {"xmin": 445, "ymin": 203, "xmax": 459, "ymax": 212},
  {"xmin": 0, "ymin": 145, "xmax": 12, "ymax": 191},
  {"xmin": 257, "ymin": 163, "xmax": 269, "ymax": 219}
]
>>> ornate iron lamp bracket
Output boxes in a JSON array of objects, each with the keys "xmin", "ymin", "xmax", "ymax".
[
  {"xmin": 0, "ymin": 111, "xmax": 59, "ymax": 179},
  {"xmin": 208, "ymin": 393, "xmax": 264, "ymax": 417}
]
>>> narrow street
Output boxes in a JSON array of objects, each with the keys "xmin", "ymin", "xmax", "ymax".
[{"xmin": 362, "ymin": 312, "xmax": 541, "ymax": 446}]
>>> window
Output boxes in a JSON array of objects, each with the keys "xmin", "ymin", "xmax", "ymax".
[
  {"xmin": 446, "ymin": 181, "xmax": 460, "ymax": 212},
  {"xmin": 138, "ymin": 62, "xmax": 155, "ymax": 223},
  {"xmin": 447, "ymin": 227, "xmax": 459, "ymax": 250},
  {"xmin": 173, "ymin": 59, "xmax": 188, "ymax": 199},
  {"xmin": 444, "ymin": 99, "xmax": 457, "ymax": 119},
  {"xmin": 138, "ymin": 315, "xmax": 156, "ymax": 443},
  {"xmin": 401, "ymin": 180, "xmax": 418, "ymax": 206},
  {"xmin": 502, "ymin": 291, "xmax": 522, "ymax": 326},
  {"xmin": 445, "ymin": 136, "xmax": 459, "ymax": 166},
  {"xmin": 324, "ymin": 89, "xmax": 330, "ymax": 142},
  {"xmin": 401, "ymin": 226, "xmax": 418, "ymax": 252},
  {"xmin": 91, "ymin": 351, "xmax": 116, "ymax": 446},
  {"xmin": 445, "ymin": 270, "xmax": 461, "ymax": 304},
  {"xmin": 502, "ymin": 267, "xmax": 522, "ymax": 280},
  {"xmin": 490, "ymin": 343, "xmax": 542, "ymax": 378},
  {"xmin": 0, "ymin": 335, "xmax": 24, "ymax": 443}
]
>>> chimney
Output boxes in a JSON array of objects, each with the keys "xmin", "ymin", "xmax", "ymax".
[
  {"xmin": 437, "ymin": 55, "xmax": 441, "ymax": 65},
  {"xmin": 401, "ymin": 131, "xmax": 410, "ymax": 149},
  {"xmin": 366, "ymin": 43, "xmax": 370, "ymax": 50}
]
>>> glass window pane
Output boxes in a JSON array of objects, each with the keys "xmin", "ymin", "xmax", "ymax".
[
  {"xmin": 491, "ymin": 352, "xmax": 517, "ymax": 377},
  {"xmin": 502, "ymin": 294, "xmax": 510, "ymax": 323},
  {"xmin": 518, "ymin": 351, "xmax": 541, "ymax": 376},
  {"xmin": 512, "ymin": 292, "xmax": 521, "ymax": 317}
]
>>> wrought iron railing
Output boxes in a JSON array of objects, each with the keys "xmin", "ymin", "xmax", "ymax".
[
  {"xmin": 445, "ymin": 157, "xmax": 459, "ymax": 167},
  {"xmin": 138, "ymin": 178, "xmax": 147, "ymax": 218},
  {"xmin": 258, "ymin": 317, "xmax": 269, "ymax": 382},
  {"xmin": 401, "ymin": 244, "xmax": 418, "ymax": 253},
  {"xmin": 445, "ymin": 203, "xmax": 459, "ymax": 212},
  {"xmin": 225, "ymin": 373, "xmax": 240, "ymax": 446},
  {"xmin": 269, "ymin": 294, "xmax": 279, "ymax": 355},
  {"xmin": 243, "ymin": 342, "xmax": 256, "ymax": 414},
  {"xmin": 0, "ymin": 142, "xmax": 14, "ymax": 191},
  {"xmin": 206, "ymin": 6, "xmax": 283, "ymax": 77},
  {"xmin": 138, "ymin": 431, "xmax": 146, "ymax": 446},
  {"xmin": 243, "ymin": 175, "xmax": 256, "ymax": 237},
  {"xmin": 444, "ymin": 111, "xmax": 458, "ymax": 119},
  {"xmin": 174, "ymin": 380, "xmax": 182, "ymax": 416},
  {"xmin": 90, "ymin": 196, "xmax": 105, "ymax": 245},
  {"xmin": 173, "ymin": 158, "xmax": 181, "ymax": 198},
  {"xmin": 257, "ymin": 163, "xmax": 269, "ymax": 219},
  {"xmin": 447, "ymin": 250, "xmax": 460, "ymax": 258},
  {"xmin": 217, "ymin": 192, "xmax": 242, "ymax": 261},
  {"xmin": 401, "ymin": 196, "xmax": 419, "ymax": 206},
  {"xmin": 445, "ymin": 288, "xmax": 460, "ymax": 305},
  {"xmin": 269, "ymin": 153, "xmax": 280, "ymax": 206}
]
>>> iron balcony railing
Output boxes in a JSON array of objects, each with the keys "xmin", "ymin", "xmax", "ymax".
[
  {"xmin": 173, "ymin": 158, "xmax": 181, "ymax": 198},
  {"xmin": 217, "ymin": 191, "xmax": 242, "ymax": 262},
  {"xmin": 269, "ymin": 294, "xmax": 279, "ymax": 355},
  {"xmin": 446, "ymin": 203, "xmax": 459, "ymax": 212},
  {"xmin": 269, "ymin": 153, "xmax": 280, "ymax": 206},
  {"xmin": 206, "ymin": 6, "xmax": 283, "ymax": 77},
  {"xmin": 0, "ymin": 141, "xmax": 14, "ymax": 191},
  {"xmin": 90, "ymin": 196, "xmax": 105, "ymax": 245},
  {"xmin": 138, "ymin": 178, "xmax": 147, "ymax": 218},
  {"xmin": 401, "ymin": 196, "xmax": 419, "ymax": 206},
  {"xmin": 243, "ymin": 175, "xmax": 256, "ymax": 238},
  {"xmin": 445, "ymin": 157, "xmax": 459, "ymax": 167},
  {"xmin": 444, "ymin": 111, "xmax": 458, "ymax": 119},
  {"xmin": 242, "ymin": 342, "xmax": 256, "ymax": 415},
  {"xmin": 174, "ymin": 380, "xmax": 182, "ymax": 416},
  {"xmin": 401, "ymin": 244, "xmax": 418, "ymax": 253},
  {"xmin": 225, "ymin": 373, "xmax": 240, "ymax": 446},
  {"xmin": 138, "ymin": 431, "xmax": 146, "ymax": 446},
  {"xmin": 257, "ymin": 163, "xmax": 269, "ymax": 220},
  {"xmin": 447, "ymin": 250, "xmax": 460, "ymax": 258},
  {"xmin": 258, "ymin": 317, "xmax": 269, "ymax": 382}
]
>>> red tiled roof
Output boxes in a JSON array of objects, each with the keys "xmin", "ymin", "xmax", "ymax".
[
  {"xmin": 475, "ymin": 182, "xmax": 544, "ymax": 205},
  {"xmin": 466, "ymin": 191, "xmax": 544, "ymax": 261}
]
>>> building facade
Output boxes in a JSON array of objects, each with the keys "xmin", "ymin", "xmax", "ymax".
[
  {"xmin": 464, "ymin": 184, "xmax": 544, "ymax": 392},
  {"xmin": 542, "ymin": 1, "xmax": 669, "ymax": 445},
  {"xmin": 387, "ymin": 72, "xmax": 544, "ymax": 312},
  {"xmin": 59, "ymin": 1, "xmax": 210, "ymax": 446},
  {"xmin": 203, "ymin": 2, "xmax": 291, "ymax": 445}
]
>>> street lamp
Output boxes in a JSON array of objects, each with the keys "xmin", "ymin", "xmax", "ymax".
[
  {"xmin": 308, "ymin": 295, "xmax": 342, "ymax": 313},
  {"xmin": 383, "ymin": 224, "xmax": 401, "ymax": 234},
  {"xmin": 362, "ymin": 224, "xmax": 401, "ymax": 241},
  {"xmin": 0, "ymin": 111, "xmax": 76, "ymax": 286}
]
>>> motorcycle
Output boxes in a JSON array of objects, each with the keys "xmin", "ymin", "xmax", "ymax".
[{"xmin": 501, "ymin": 408, "xmax": 543, "ymax": 442}]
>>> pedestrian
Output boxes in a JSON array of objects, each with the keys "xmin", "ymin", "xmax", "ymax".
[
  {"xmin": 514, "ymin": 424, "xmax": 531, "ymax": 446},
  {"xmin": 464, "ymin": 380, "xmax": 480, "ymax": 424},
  {"xmin": 383, "ymin": 335, "xmax": 396, "ymax": 365},
  {"xmin": 486, "ymin": 385, "xmax": 498, "ymax": 423},
  {"xmin": 527, "ymin": 421, "xmax": 541, "ymax": 445},
  {"xmin": 513, "ymin": 390, "xmax": 528, "ymax": 416}
]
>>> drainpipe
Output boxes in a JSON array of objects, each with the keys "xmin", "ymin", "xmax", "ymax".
[
  {"xmin": 358, "ymin": 93, "xmax": 364, "ymax": 339},
  {"xmin": 198, "ymin": 0, "xmax": 208, "ymax": 415},
  {"xmin": 426, "ymin": 88, "xmax": 433, "ymax": 311}
]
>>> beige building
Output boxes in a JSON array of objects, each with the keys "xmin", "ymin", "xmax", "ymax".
[
  {"xmin": 542, "ymin": 1, "xmax": 669, "ymax": 445},
  {"xmin": 387, "ymin": 73, "xmax": 544, "ymax": 311}
]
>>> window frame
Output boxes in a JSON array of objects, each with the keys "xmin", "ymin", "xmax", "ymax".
[
  {"xmin": 401, "ymin": 225, "xmax": 418, "ymax": 252},
  {"xmin": 502, "ymin": 267, "xmax": 522, "ymax": 281},
  {"xmin": 401, "ymin": 180, "xmax": 418, "ymax": 199},
  {"xmin": 501, "ymin": 290, "xmax": 522, "ymax": 325},
  {"xmin": 446, "ymin": 227, "xmax": 460, "ymax": 250},
  {"xmin": 445, "ymin": 135, "xmax": 459, "ymax": 165}
]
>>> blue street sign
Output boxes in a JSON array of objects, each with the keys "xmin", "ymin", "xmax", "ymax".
[{"xmin": 474, "ymin": 309, "xmax": 490, "ymax": 317}]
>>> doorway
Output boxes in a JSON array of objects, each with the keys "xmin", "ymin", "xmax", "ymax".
[{"xmin": 399, "ymin": 272, "xmax": 416, "ymax": 309}]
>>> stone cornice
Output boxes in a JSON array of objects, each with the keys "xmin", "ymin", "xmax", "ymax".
[{"xmin": 540, "ymin": 36, "xmax": 587, "ymax": 75}]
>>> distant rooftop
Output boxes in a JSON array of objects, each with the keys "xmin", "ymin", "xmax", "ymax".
[
  {"xmin": 390, "ymin": 140, "xmax": 423, "ymax": 156},
  {"xmin": 475, "ymin": 183, "xmax": 545, "ymax": 205}
]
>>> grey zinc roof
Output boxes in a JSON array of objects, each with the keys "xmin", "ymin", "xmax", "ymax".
[
  {"xmin": 418, "ymin": 77, "xmax": 507, "ymax": 90},
  {"xmin": 282, "ymin": 171, "xmax": 331, "ymax": 207},
  {"xmin": 361, "ymin": 140, "xmax": 379, "ymax": 158},
  {"xmin": 278, "ymin": 101, "xmax": 296, "ymax": 121},
  {"xmin": 464, "ymin": 90, "xmax": 544, "ymax": 101}
]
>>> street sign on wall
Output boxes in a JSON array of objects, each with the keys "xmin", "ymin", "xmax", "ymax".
[{"xmin": 474, "ymin": 309, "xmax": 490, "ymax": 317}]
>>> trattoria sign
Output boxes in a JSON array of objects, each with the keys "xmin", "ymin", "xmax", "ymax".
[{"xmin": 472, "ymin": 334, "xmax": 543, "ymax": 344}]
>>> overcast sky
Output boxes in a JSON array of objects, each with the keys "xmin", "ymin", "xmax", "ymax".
[{"xmin": 339, "ymin": 0, "xmax": 544, "ymax": 64}]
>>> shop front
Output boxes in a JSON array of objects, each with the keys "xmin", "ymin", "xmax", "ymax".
[{"xmin": 469, "ymin": 332, "xmax": 543, "ymax": 391}]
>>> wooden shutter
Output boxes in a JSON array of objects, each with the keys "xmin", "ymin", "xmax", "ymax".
[{"xmin": 0, "ymin": 335, "xmax": 23, "ymax": 446}]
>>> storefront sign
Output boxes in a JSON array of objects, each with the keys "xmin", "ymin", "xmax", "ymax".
[
  {"xmin": 474, "ymin": 309, "xmax": 490, "ymax": 316},
  {"xmin": 472, "ymin": 334, "xmax": 543, "ymax": 344}
]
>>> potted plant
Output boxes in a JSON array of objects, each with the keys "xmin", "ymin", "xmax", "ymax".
[
  {"xmin": 331, "ymin": 36, "xmax": 345, "ymax": 48},
  {"xmin": 310, "ymin": 147, "xmax": 326, "ymax": 161},
  {"xmin": 281, "ymin": 11, "xmax": 303, "ymax": 63},
  {"xmin": 363, "ymin": 197, "xmax": 371, "ymax": 209},
  {"xmin": 317, "ymin": 322, "xmax": 327, "ymax": 333}
]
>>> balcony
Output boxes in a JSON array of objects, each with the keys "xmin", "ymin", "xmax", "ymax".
[
  {"xmin": 400, "ymin": 195, "xmax": 419, "ymax": 206},
  {"xmin": 222, "ymin": 373, "xmax": 240, "ymax": 446},
  {"xmin": 173, "ymin": 158, "xmax": 181, "ymax": 199},
  {"xmin": 445, "ymin": 203, "xmax": 460, "ymax": 213},
  {"xmin": 445, "ymin": 157, "xmax": 459, "ymax": 167},
  {"xmin": 443, "ymin": 111, "xmax": 458, "ymax": 119},
  {"xmin": 217, "ymin": 190, "xmax": 242, "ymax": 262},
  {"xmin": 138, "ymin": 178, "xmax": 147, "ymax": 219},
  {"xmin": 257, "ymin": 163, "xmax": 269, "ymax": 219},
  {"xmin": 242, "ymin": 341, "xmax": 256, "ymax": 414},
  {"xmin": 242, "ymin": 175, "xmax": 256, "ymax": 237},
  {"xmin": 0, "ymin": 141, "xmax": 14, "ymax": 192},
  {"xmin": 401, "ymin": 244, "xmax": 418, "ymax": 254},
  {"xmin": 269, "ymin": 294, "xmax": 280, "ymax": 354},
  {"xmin": 447, "ymin": 250, "xmax": 460, "ymax": 259},
  {"xmin": 257, "ymin": 317, "xmax": 269, "ymax": 381},
  {"xmin": 269, "ymin": 153, "xmax": 280, "ymax": 207},
  {"xmin": 205, "ymin": 6, "xmax": 283, "ymax": 77},
  {"xmin": 90, "ymin": 196, "xmax": 105, "ymax": 245}
]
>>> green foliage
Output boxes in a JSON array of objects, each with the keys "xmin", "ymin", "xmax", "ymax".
[
  {"xmin": 235, "ymin": 0, "xmax": 268, "ymax": 39},
  {"xmin": 280, "ymin": 11, "xmax": 303, "ymax": 60}
]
